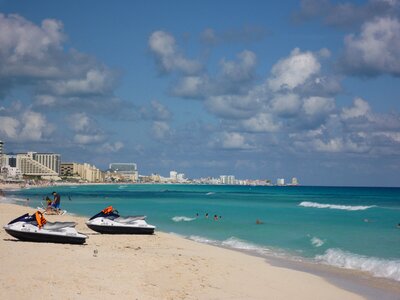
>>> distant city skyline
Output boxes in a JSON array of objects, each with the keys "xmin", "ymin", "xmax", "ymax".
[{"xmin": 0, "ymin": 1, "xmax": 400, "ymax": 187}]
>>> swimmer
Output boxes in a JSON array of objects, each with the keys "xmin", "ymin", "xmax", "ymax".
[{"xmin": 256, "ymin": 219, "xmax": 264, "ymax": 225}]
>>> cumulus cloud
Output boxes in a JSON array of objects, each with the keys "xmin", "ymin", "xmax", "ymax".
[
  {"xmin": 0, "ymin": 116, "xmax": 19, "ymax": 138},
  {"xmin": 220, "ymin": 50, "xmax": 257, "ymax": 82},
  {"xmin": 0, "ymin": 110, "xmax": 53, "ymax": 141},
  {"xmin": 341, "ymin": 98, "xmax": 371, "ymax": 119},
  {"xmin": 67, "ymin": 112, "xmax": 92, "ymax": 132},
  {"xmin": 152, "ymin": 121, "xmax": 171, "ymax": 139},
  {"xmin": 212, "ymin": 132, "xmax": 253, "ymax": 150},
  {"xmin": 240, "ymin": 113, "xmax": 281, "ymax": 133},
  {"xmin": 149, "ymin": 31, "xmax": 202, "ymax": 74},
  {"xmin": 341, "ymin": 17, "xmax": 400, "ymax": 76},
  {"xmin": 98, "ymin": 141, "xmax": 124, "ymax": 153},
  {"xmin": 270, "ymin": 93, "xmax": 301, "ymax": 117},
  {"xmin": 268, "ymin": 48, "xmax": 321, "ymax": 91},
  {"xmin": 73, "ymin": 133, "xmax": 105, "ymax": 144}
]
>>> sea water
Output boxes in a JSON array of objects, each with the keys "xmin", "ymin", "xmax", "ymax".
[{"xmin": 7, "ymin": 184, "xmax": 400, "ymax": 281}]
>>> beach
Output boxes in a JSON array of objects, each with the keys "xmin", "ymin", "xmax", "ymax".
[{"xmin": 0, "ymin": 202, "xmax": 374, "ymax": 300}]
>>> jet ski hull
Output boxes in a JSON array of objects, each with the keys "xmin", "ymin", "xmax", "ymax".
[
  {"xmin": 4, "ymin": 228, "xmax": 86, "ymax": 244},
  {"xmin": 86, "ymin": 223, "xmax": 154, "ymax": 235}
]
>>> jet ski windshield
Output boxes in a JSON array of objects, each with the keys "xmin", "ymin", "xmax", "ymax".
[
  {"xmin": 7, "ymin": 213, "xmax": 35, "ymax": 225},
  {"xmin": 88, "ymin": 206, "xmax": 120, "ymax": 220}
]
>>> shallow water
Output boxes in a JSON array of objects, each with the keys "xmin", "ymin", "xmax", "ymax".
[{"xmin": 8, "ymin": 184, "xmax": 400, "ymax": 282}]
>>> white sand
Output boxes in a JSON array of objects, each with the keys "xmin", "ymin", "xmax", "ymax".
[{"xmin": 0, "ymin": 203, "xmax": 365, "ymax": 300}]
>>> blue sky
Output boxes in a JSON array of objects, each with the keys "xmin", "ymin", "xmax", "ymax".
[{"xmin": 0, "ymin": 0, "xmax": 400, "ymax": 186}]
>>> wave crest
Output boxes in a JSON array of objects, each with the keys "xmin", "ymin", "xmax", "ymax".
[
  {"xmin": 299, "ymin": 201, "xmax": 376, "ymax": 211},
  {"xmin": 316, "ymin": 248, "xmax": 400, "ymax": 281},
  {"xmin": 172, "ymin": 216, "xmax": 196, "ymax": 222},
  {"xmin": 311, "ymin": 237, "xmax": 324, "ymax": 247}
]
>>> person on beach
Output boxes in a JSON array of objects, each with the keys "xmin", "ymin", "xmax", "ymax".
[{"xmin": 51, "ymin": 191, "xmax": 61, "ymax": 210}]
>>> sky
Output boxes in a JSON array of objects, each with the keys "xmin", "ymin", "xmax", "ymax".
[{"xmin": 0, "ymin": 0, "xmax": 399, "ymax": 186}]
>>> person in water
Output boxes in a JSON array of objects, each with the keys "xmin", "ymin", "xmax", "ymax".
[{"xmin": 51, "ymin": 191, "xmax": 61, "ymax": 210}]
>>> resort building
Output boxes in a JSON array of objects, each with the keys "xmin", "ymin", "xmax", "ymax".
[
  {"xmin": 61, "ymin": 162, "xmax": 104, "ymax": 182},
  {"xmin": 16, "ymin": 152, "xmax": 61, "ymax": 178},
  {"xmin": 220, "ymin": 175, "xmax": 236, "ymax": 185},
  {"xmin": 277, "ymin": 178, "xmax": 285, "ymax": 186},
  {"xmin": 291, "ymin": 177, "xmax": 299, "ymax": 186}
]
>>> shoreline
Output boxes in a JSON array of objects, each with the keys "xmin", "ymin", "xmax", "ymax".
[
  {"xmin": 1, "ymin": 202, "xmax": 399, "ymax": 299},
  {"xmin": 2, "ymin": 184, "xmax": 400, "ymax": 298}
]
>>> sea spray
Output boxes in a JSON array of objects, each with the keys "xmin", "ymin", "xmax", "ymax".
[
  {"xmin": 316, "ymin": 249, "xmax": 400, "ymax": 281},
  {"xmin": 299, "ymin": 201, "xmax": 376, "ymax": 211}
]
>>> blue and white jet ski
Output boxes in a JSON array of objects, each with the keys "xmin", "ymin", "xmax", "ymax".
[
  {"xmin": 86, "ymin": 206, "xmax": 155, "ymax": 234},
  {"xmin": 3, "ymin": 212, "xmax": 87, "ymax": 244}
]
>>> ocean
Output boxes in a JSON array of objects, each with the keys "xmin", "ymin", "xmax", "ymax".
[{"xmin": 6, "ymin": 184, "xmax": 400, "ymax": 282}]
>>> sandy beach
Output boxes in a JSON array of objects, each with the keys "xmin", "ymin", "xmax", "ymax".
[{"xmin": 0, "ymin": 202, "xmax": 373, "ymax": 300}]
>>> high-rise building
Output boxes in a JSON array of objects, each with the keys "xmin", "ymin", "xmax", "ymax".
[
  {"xmin": 277, "ymin": 178, "xmax": 285, "ymax": 186},
  {"xmin": 16, "ymin": 152, "xmax": 61, "ymax": 177},
  {"xmin": 291, "ymin": 177, "xmax": 299, "ymax": 185},
  {"xmin": 61, "ymin": 162, "xmax": 104, "ymax": 182}
]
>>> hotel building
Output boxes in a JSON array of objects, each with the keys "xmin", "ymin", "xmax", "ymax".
[
  {"xmin": 16, "ymin": 152, "xmax": 61, "ymax": 177},
  {"xmin": 61, "ymin": 162, "xmax": 104, "ymax": 182}
]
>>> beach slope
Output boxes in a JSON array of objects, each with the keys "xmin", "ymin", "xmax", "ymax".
[{"xmin": 0, "ymin": 203, "xmax": 364, "ymax": 299}]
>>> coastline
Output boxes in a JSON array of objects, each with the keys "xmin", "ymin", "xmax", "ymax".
[
  {"xmin": 0, "ymin": 202, "xmax": 366, "ymax": 300},
  {"xmin": 1, "ymin": 202, "xmax": 399, "ymax": 299}
]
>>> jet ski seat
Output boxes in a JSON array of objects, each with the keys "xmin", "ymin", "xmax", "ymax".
[
  {"xmin": 43, "ymin": 222, "xmax": 77, "ymax": 230},
  {"xmin": 115, "ymin": 216, "xmax": 146, "ymax": 223}
]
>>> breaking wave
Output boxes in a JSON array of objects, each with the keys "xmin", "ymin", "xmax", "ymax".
[
  {"xmin": 172, "ymin": 216, "xmax": 196, "ymax": 222},
  {"xmin": 310, "ymin": 237, "xmax": 324, "ymax": 247},
  {"xmin": 299, "ymin": 201, "xmax": 376, "ymax": 211},
  {"xmin": 316, "ymin": 249, "xmax": 400, "ymax": 281}
]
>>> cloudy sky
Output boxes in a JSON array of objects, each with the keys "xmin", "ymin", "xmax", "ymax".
[{"xmin": 0, "ymin": 0, "xmax": 399, "ymax": 186}]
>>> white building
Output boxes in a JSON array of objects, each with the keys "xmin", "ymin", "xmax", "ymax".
[
  {"xmin": 61, "ymin": 162, "xmax": 104, "ymax": 182},
  {"xmin": 220, "ymin": 175, "xmax": 236, "ymax": 185},
  {"xmin": 291, "ymin": 177, "xmax": 299, "ymax": 185},
  {"xmin": 277, "ymin": 178, "xmax": 285, "ymax": 186},
  {"xmin": 170, "ymin": 170, "xmax": 178, "ymax": 182},
  {"xmin": 16, "ymin": 152, "xmax": 61, "ymax": 178}
]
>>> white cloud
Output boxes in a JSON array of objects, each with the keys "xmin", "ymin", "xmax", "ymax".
[
  {"xmin": 271, "ymin": 93, "xmax": 302, "ymax": 117},
  {"xmin": 214, "ymin": 132, "xmax": 253, "ymax": 150},
  {"xmin": 152, "ymin": 121, "xmax": 171, "ymax": 139},
  {"xmin": 341, "ymin": 97, "xmax": 371, "ymax": 119},
  {"xmin": 0, "ymin": 116, "xmax": 19, "ymax": 138},
  {"xmin": 240, "ymin": 113, "xmax": 281, "ymax": 132},
  {"xmin": 68, "ymin": 112, "xmax": 91, "ymax": 132},
  {"xmin": 342, "ymin": 17, "xmax": 400, "ymax": 76},
  {"xmin": 48, "ymin": 68, "xmax": 116, "ymax": 96},
  {"xmin": 0, "ymin": 110, "xmax": 53, "ymax": 141},
  {"xmin": 99, "ymin": 141, "xmax": 124, "ymax": 153},
  {"xmin": 172, "ymin": 75, "xmax": 207, "ymax": 98},
  {"xmin": 149, "ymin": 31, "xmax": 202, "ymax": 74},
  {"xmin": 220, "ymin": 50, "xmax": 257, "ymax": 82},
  {"xmin": 0, "ymin": 13, "xmax": 64, "ymax": 78},
  {"xmin": 73, "ymin": 133, "xmax": 105, "ymax": 144},
  {"xmin": 302, "ymin": 96, "xmax": 335, "ymax": 116},
  {"xmin": 268, "ymin": 48, "xmax": 321, "ymax": 91}
]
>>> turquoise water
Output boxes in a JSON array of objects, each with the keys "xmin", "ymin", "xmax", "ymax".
[{"xmin": 6, "ymin": 184, "xmax": 400, "ymax": 281}]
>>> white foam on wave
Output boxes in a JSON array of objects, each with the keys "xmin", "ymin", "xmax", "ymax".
[
  {"xmin": 299, "ymin": 201, "xmax": 376, "ymax": 211},
  {"xmin": 206, "ymin": 192, "xmax": 215, "ymax": 195},
  {"xmin": 188, "ymin": 235, "xmax": 219, "ymax": 245},
  {"xmin": 172, "ymin": 216, "xmax": 196, "ymax": 222},
  {"xmin": 316, "ymin": 248, "xmax": 400, "ymax": 281},
  {"xmin": 311, "ymin": 237, "xmax": 324, "ymax": 247},
  {"xmin": 221, "ymin": 237, "xmax": 267, "ymax": 255}
]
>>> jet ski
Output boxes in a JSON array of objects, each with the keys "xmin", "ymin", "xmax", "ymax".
[
  {"xmin": 3, "ymin": 211, "xmax": 87, "ymax": 244},
  {"xmin": 86, "ymin": 206, "xmax": 155, "ymax": 234}
]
